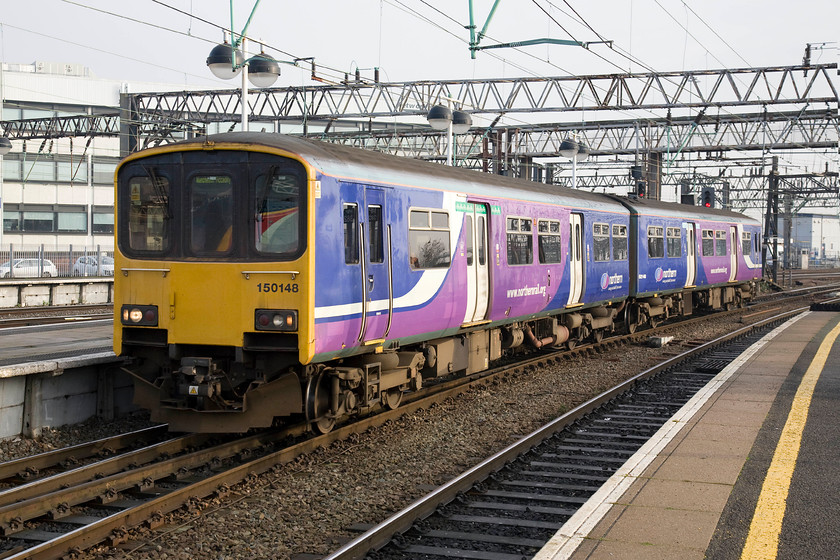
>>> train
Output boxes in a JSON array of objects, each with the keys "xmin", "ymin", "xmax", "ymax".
[{"xmin": 114, "ymin": 132, "xmax": 763, "ymax": 433}]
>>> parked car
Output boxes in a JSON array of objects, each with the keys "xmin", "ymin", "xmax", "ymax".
[
  {"xmin": 0, "ymin": 258, "xmax": 59, "ymax": 278},
  {"xmin": 72, "ymin": 255, "xmax": 115, "ymax": 276}
]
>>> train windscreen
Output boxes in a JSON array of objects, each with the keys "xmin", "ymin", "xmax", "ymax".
[{"xmin": 118, "ymin": 150, "xmax": 306, "ymax": 261}]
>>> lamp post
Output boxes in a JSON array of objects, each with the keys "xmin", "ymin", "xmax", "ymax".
[
  {"xmin": 207, "ymin": 37, "xmax": 280, "ymax": 130},
  {"xmin": 205, "ymin": 1, "xmax": 281, "ymax": 130},
  {"xmin": 559, "ymin": 138, "xmax": 590, "ymax": 188},
  {"xmin": 427, "ymin": 104, "xmax": 472, "ymax": 166}
]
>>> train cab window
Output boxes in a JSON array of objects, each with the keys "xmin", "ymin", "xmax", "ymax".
[
  {"xmin": 593, "ymin": 223, "xmax": 610, "ymax": 262},
  {"xmin": 409, "ymin": 209, "xmax": 451, "ymax": 269},
  {"xmin": 715, "ymin": 230, "xmax": 727, "ymax": 256},
  {"xmin": 190, "ymin": 175, "xmax": 233, "ymax": 254},
  {"xmin": 343, "ymin": 204, "xmax": 360, "ymax": 264},
  {"xmin": 742, "ymin": 232, "xmax": 752, "ymax": 256},
  {"xmin": 507, "ymin": 216, "xmax": 533, "ymax": 265},
  {"xmin": 702, "ymin": 229, "xmax": 714, "ymax": 256},
  {"xmin": 612, "ymin": 224, "xmax": 628, "ymax": 260},
  {"xmin": 538, "ymin": 219, "xmax": 562, "ymax": 264},
  {"xmin": 647, "ymin": 226, "xmax": 664, "ymax": 258},
  {"xmin": 368, "ymin": 205, "xmax": 384, "ymax": 263},
  {"xmin": 666, "ymin": 227, "xmax": 682, "ymax": 258},
  {"xmin": 126, "ymin": 174, "xmax": 171, "ymax": 253},
  {"xmin": 255, "ymin": 170, "xmax": 301, "ymax": 255}
]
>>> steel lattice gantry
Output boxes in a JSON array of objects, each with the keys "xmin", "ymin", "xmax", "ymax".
[{"xmin": 125, "ymin": 63, "xmax": 839, "ymax": 125}]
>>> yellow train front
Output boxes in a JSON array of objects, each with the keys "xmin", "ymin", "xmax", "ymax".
[{"xmin": 114, "ymin": 134, "xmax": 316, "ymax": 432}]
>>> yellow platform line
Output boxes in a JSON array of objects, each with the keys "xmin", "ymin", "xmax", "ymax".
[{"xmin": 740, "ymin": 320, "xmax": 840, "ymax": 560}]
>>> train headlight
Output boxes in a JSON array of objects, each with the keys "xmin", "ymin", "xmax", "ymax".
[
  {"xmin": 255, "ymin": 309, "xmax": 297, "ymax": 331},
  {"xmin": 121, "ymin": 305, "xmax": 159, "ymax": 326}
]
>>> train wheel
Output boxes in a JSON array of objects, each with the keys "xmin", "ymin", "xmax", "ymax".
[
  {"xmin": 625, "ymin": 304, "xmax": 639, "ymax": 334},
  {"xmin": 383, "ymin": 388, "xmax": 403, "ymax": 410},
  {"xmin": 305, "ymin": 372, "xmax": 335, "ymax": 434},
  {"xmin": 592, "ymin": 329, "xmax": 604, "ymax": 343}
]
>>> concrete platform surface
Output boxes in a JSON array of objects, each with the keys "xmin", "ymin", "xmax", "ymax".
[{"xmin": 535, "ymin": 310, "xmax": 840, "ymax": 560}]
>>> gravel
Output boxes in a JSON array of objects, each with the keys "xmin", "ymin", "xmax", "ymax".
[{"xmin": 0, "ymin": 296, "xmax": 823, "ymax": 559}]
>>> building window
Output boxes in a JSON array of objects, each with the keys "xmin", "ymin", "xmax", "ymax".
[
  {"xmin": 647, "ymin": 226, "xmax": 664, "ymax": 258},
  {"xmin": 715, "ymin": 230, "xmax": 727, "ymax": 256},
  {"xmin": 666, "ymin": 227, "xmax": 682, "ymax": 258},
  {"xmin": 2, "ymin": 158, "xmax": 22, "ymax": 181},
  {"xmin": 538, "ymin": 219, "xmax": 562, "ymax": 264},
  {"xmin": 702, "ymin": 229, "xmax": 714, "ymax": 256},
  {"xmin": 27, "ymin": 159, "xmax": 56, "ymax": 182},
  {"xmin": 507, "ymin": 216, "xmax": 533, "ymax": 265},
  {"xmin": 93, "ymin": 160, "xmax": 118, "ymax": 184},
  {"xmin": 613, "ymin": 224, "xmax": 628, "ymax": 260},
  {"xmin": 23, "ymin": 211, "xmax": 55, "ymax": 232},
  {"xmin": 58, "ymin": 159, "xmax": 88, "ymax": 183},
  {"xmin": 593, "ymin": 223, "xmax": 610, "ymax": 261},
  {"xmin": 57, "ymin": 211, "xmax": 88, "ymax": 233},
  {"xmin": 92, "ymin": 212, "xmax": 114, "ymax": 234},
  {"xmin": 2, "ymin": 210, "xmax": 20, "ymax": 232},
  {"xmin": 409, "ymin": 209, "xmax": 451, "ymax": 269}
]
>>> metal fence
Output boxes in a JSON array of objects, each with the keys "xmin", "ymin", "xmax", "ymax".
[{"xmin": 0, "ymin": 244, "xmax": 114, "ymax": 279}]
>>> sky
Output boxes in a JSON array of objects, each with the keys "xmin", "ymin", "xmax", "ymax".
[{"xmin": 0, "ymin": 0, "xmax": 836, "ymax": 88}]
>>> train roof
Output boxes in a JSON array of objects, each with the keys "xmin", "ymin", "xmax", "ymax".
[
  {"xmin": 163, "ymin": 132, "xmax": 628, "ymax": 213},
  {"xmin": 615, "ymin": 195, "xmax": 761, "ymax": 225}
]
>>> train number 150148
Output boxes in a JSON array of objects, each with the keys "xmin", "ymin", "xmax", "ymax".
[{"xmin": 257, "ymin": 282, "xmax": 299, "ymax": 293}]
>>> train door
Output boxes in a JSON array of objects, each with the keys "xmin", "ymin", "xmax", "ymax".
[
  {"xmin": 361, "ymin": 187, "xmax": 392, "ymax": 344},
  {"xmin": 729, "ymin": 226, "xmax": 738, "ymax": 282},
  {"xmin": 462, "ymin": 202, "xmax": 490, "ymax": 325},
  {"xmin": 567, "ymin": 213, "xmax": 585, "ymax": 306},
  {"xmin": 684, "ymin": 222, "xmax": 697, "ymax": 287}
]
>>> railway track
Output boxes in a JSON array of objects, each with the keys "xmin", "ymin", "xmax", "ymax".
[
  {"xmin": 325, "ymin": 306, "xmax": 814, "ymax": 560},
  {"xmin": 0, "ymin": 288, "xmax": 836, "ymax": 558},
  {"xmin": 0, "ymin": 305, "xmax": 112, "ymax": 329}
]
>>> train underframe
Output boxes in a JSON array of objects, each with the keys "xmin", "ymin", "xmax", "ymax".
[{"xmin": 125, "ymin": 282, "xmax": 757, "ymax": 433}]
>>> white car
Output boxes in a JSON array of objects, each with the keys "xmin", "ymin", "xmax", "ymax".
[
  {"xmin": 72, "ymin": 255, "xmax": 115, "ymax": 276},
  {"xmin": 0, "ymin": 258, "xmax": 59, "ymax": 278}
]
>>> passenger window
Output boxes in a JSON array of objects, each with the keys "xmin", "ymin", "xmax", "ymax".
[
  {"xmin": 612, "ymin": 224, "xmax": 628, "ymax": 260},
  {"xmin": 538, "ymin": 219, "xmax": 562, "ymax": 264},
  {"xmin": 715, "ymin": 230, "xmax": 727, "ymax": 256},
  {"xmin": 593, "ymin": 223, "xmax": 610, "ymax": 262},
  {"xmin": 409, "ymin": 209, "xmax": 451, "ymax": 269},
  {"xmin": 190, "ymin": 175, "xmax": 233, "ymax": 254},
  {"xmin": 702, "ymin": 229, "xmax": 714, "ymax": 256},
  {"xmin": 666, "ymin": 227, "xmax": 682, "ymax": 258},
  {"xmin": 343, "ymin": 204, "xmax": 359, "ymax": 264},
  {"xmin": 507, "ymin": 216, "xmax": 533, "ymax": 265},
  {"xmin": 368, "ymin": 205, "xmax": 383, "ymax": 263},
  {"xmin": 742, "ymin": 231, "xmax": 752, "ymax": 256},
  {"xmin": 647, "ymin": 226, "xmax": 664, "ymax": 258}
]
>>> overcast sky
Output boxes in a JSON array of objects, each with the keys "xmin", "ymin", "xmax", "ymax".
[{"xmin": 1, "ymin": 0, "xmax": 837, "ymax": 88}]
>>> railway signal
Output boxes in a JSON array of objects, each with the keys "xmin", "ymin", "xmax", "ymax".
[{"xmin": 701, "ymin": 186, "xmax": 716, "ymax": 208}]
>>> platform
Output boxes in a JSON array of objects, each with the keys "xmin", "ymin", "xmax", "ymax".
[{"xmin": 535, "ymin": 310, "xmax": 840, "ymax": 560}]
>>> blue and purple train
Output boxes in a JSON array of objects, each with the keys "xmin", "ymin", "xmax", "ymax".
[{"xmin": 114, "ymin": 133, "xmax": 762, "ymax": 433}]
